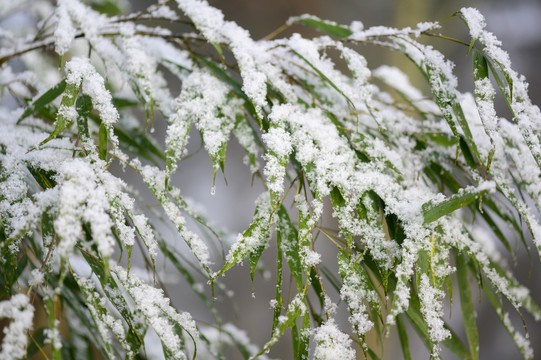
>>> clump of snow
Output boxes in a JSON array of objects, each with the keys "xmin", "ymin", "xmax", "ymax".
[
  {"xmin": 29, "ymin": 269, "xmax": 44, "ymax": 286},
  {"xmin": 0, "ymin": 294, "xmax": 34, "ymax": 360},
  {"xmin": 419, "ymin": 274, "xmax": 450, "ymax": 357},
  {"xmin": 312, "ymin": 319, "xmax": 356, "ymax": 360},
  {"xmin": 53, "ymin": 0, "xmax": 77, "ymax": 56}
]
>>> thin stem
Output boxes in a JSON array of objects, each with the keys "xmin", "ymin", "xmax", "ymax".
[
  {"xmin": 263, "ymin": 23, "xmax": 291, "ymax": 41},
  {"xmin": 75, "ymin": 244, "xmax": 104, "ymax": 265},
  {"xmin": 422, "ymin": 31, "xmax": 471, "ymax": 47}
]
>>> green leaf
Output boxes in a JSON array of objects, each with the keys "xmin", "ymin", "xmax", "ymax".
[
  {"xmin": 214, "ymin": 195, "xmax": 272, "ymax": 279},
  {"xmin": 309, "ymin": 267, "xmax": 325, "ymax": 309},
  {"xmin": 459, "ymin": 136, "xmax": 476, "ymax": 170},
  {"xmin": 249, "ymin": 242, "xmax": 265, "ymax": 284},
  {"xmin": 291, "ymin": 312, "xmax": 310, "ymax": 359},
  {"xmin": 112, "ymin": 97, "xmax": 139, "ymax": 108},
  {"xmin": 292, "ymin": 50, "xmax": 356, "ymax": 114},
  {"xmin": 252, "ymin": 295, "xmax": 305, "ymax": 359},
  {"xmin": 298, "ymin": 17, "xmax": 353, "ymax": 38},
  {"xmin": 422, "ymin": 187, "xmax": 489, "ymax": 223},
  {"xmin": 80, "ymin": 251, "xmax": 146, "ymax": 355},
  {"xmin": 26, "ymin": 327, "xmax": 48, "ymax": 358},
  {"xmin": 451, "ymin": 101, "xmax": 479, "ymax": 162},
  {"xmin": 482, "ymin": 283, "xmax": 534, "ymax": 360},
  {"xmin": 44, "ymin": 296, "xmax": 63, "ymax": 360},
  {"xmin": 91, "ymin": 0, "xmax": 124, "ymax": 16},
  {"xmin": 486, "ymin": 58, "xmax": 512, "ymax": 111},
  {"xmin": 74, "ymin": 275, "xmax": 116, "ymax": 360},
  {"xmin": 98, "ymin": 122, "xmax": 108, "ymax": 161},
  {"xmin": 27, "ymin": 166, "xmax": 57, "ymax": 189},
  {"xmin": 277, "ymin": 206, "xmax": 303, "ymax": 290},
  {"xmin": 40, "ymin": 81, "xmax": 80, "ymax": 146},
  {"xmin": 406, "ymin": 297, "xmax": 470, "ymax": 360},
  {"xmin": 472, "ymin": 48, "xmax": 489, "ymax": 81},
  {"xmin": 272, "ymin": 227, "xmax": 284, "ymax": 333},
  {"xmin": 396, "ymin": 315, "xmax": 412, "ymax": 360},
  {"xmin": 18, "ymin": 79, "xmax": 66, "ymax": 124},
  {"xmin": 76, "ymin": 94, "xmax": 93, "ymax": 116},
  {"xmin": 456, "ymin": 253, "xmax": 479, "ymax": 360},
  {"xmin": 75, "ymin": 94, "xmax": 92, "ymax": 139},
  {"xmin": 115, "ymin": 124, "xmax": 165, "ymax": 165}
]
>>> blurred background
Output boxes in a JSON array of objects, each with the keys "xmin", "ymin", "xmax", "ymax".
[{"xmin": 125, "ymin": 0, "xmax": 541, "ymax": 359}]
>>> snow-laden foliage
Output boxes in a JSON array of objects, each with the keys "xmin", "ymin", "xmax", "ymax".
[{"xmin": 0, "ymin": 0, "xmax": 540, "ymax": 359}]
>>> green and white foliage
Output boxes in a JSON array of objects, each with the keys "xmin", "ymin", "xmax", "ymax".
[{"xmin": 0, "ymin": 0, "xmax": 540, "ymax": 359}]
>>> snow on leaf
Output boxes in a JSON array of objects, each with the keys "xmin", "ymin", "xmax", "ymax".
[{"xmin": 112, "ymin": 265, "xmax": 198, "ymax": 360}]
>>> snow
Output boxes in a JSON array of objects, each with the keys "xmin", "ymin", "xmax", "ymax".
[
  {"xmin": 113, "ymin": 265, "xmax": 198, "ymax": 360},
  {"xmin": 29, "ymin": 269, "xmax": 44, "ymax": 286},
  {"xmin": 54, "ymin": 0, "xmax": 77, "ymax": 56},
  {"xmin": 1, "ymin": 1, "xmax": 541, "ymax": 358},
  {"xmin": 419, "ymin": 274, "xmax": 450, "ymax": 356},
  {"xmin": 460, "ymin": 7, "xmax": 487, "ymax": 40},
  {"xmin": 0, "ymin": 294, "xmax": 34, "ymax": 360},
  {"xmin": 312, "ymin": 319, "xmax": 356, "ymax": 360}
]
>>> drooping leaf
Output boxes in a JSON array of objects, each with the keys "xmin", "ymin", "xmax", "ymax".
[
  {"xmin": 18, "ymin": 79, "xmax": 67, "ymax": 124},
  {"xmin": 39, "ymin": 81, "xmax": 80, "ymax": 146},
  {"xmin": 456, "ymin": 253, "xmax": 479, "ymax": 360},
  {"xmin": 422, "ymin": 186, "xmax": 490, "ymax": 223},
  {"xmin": 277, "ymin": 206, "xmax": 303, "ymax": 290},
  {"xmin": 252, "ymin": 295, "xmax": 305, "ymax": 359},
  {"xmin": 98, "ymin": 122, "xmax": 108, "ymax": 161},
  {"xmin": 298, "ymin": 17, "xmax": 353, "ymax": 38},
  {"xmin": 396, "ymin": 315, "xmax": 412, "ymax": 360}
]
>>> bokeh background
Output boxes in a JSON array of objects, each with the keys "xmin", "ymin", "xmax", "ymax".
[{"xmin": 125, "ymin": 0, "xmax": 541, "ymax": 359}]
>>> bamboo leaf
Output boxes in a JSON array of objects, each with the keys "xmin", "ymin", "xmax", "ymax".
[
  {"xmin": 292, "ymin": 50, "xmax": 356, "ymax": 113},
  {"xmin": 482, "ymin": 283, "xmax": 534, "ymax": 360},
  {"xmin": 298, "ymin": 17, "xmax": 353, "ymax": 38},
  {"xmin": 272, "ymin": 227, "xmax": 284, "ymax": 333},
  {"xmin": 213, "ymin": 194, "xmax": 272, "ymax": 279},
  {"xmin": 251, "ymin": 295, "xmax": 305, "ymax": 359},
  {"xmin": 74, "ymin": 275, "xmax": 117, "ymax": 360},
  {"xmin": 422, "ymin": 186, "xmax": 490, "ymax": 223},
  {"xmin": 277, "ymin": 206, "xmax": 303, "ymax": 290},
  {"xmin": 18, "ymin": 79, "xmax": 66, "ymax": 124},
  {"xmin": 27, "ymin": 166, "xmax": 57, "ymax": 189},
  {"xmin": 40, "ymin": 81, "xmax": 80, "ymax": 146},
  {"xmin": 396, "ymin": 315, "xmax": 412, "ymax": 360},
  {"xmin": 80, "ymin": 252, "xmax": 146, "ymax": 355},
  {"xmin": 456, "ymin": 253, "xmax": 479, "ymax": 360},
  {"xmin": 44, "ymin": 296, "xmax": 63, "ymax": 360},
  {"xmin": 472, "ymin": 48, "xmax": 489, "ymax": 81},
  {"xmin": 98, "ymin": 122, "xmax": 108, "ymax": 161}
]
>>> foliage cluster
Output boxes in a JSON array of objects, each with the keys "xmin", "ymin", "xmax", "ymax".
[{"xmin": 1, "ymin": 0, "xmax": 541, "ymax": 359}]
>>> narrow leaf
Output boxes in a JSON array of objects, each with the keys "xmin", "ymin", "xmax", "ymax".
[
  {"xmin": 40, "ymin": 81, "xmax": 80, "ymax": 146},
  {"xmin": 456, "ymin": 253, "xmax": 479, "ymax": 360},
  {"xmin": 396, "ymin": 315, "xmax": 412, "ymax": 360},
  {"xmin": 298, "ymin": 17, "xmax": 353, "ymax": 38},
  {"xmin": 422, "ymin": 186, "xmax": 490, "ymax": 223},
  {"xmin": 18, "ymin": 79, "xmax": 66, "ymax": 124},
  {"xmin": 98, "ymin": 122, "xmax": 108, "ymax": 161},
  {"xmin": 277, "ymin": 206, "xmax": 303, "ymax": 290}
]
